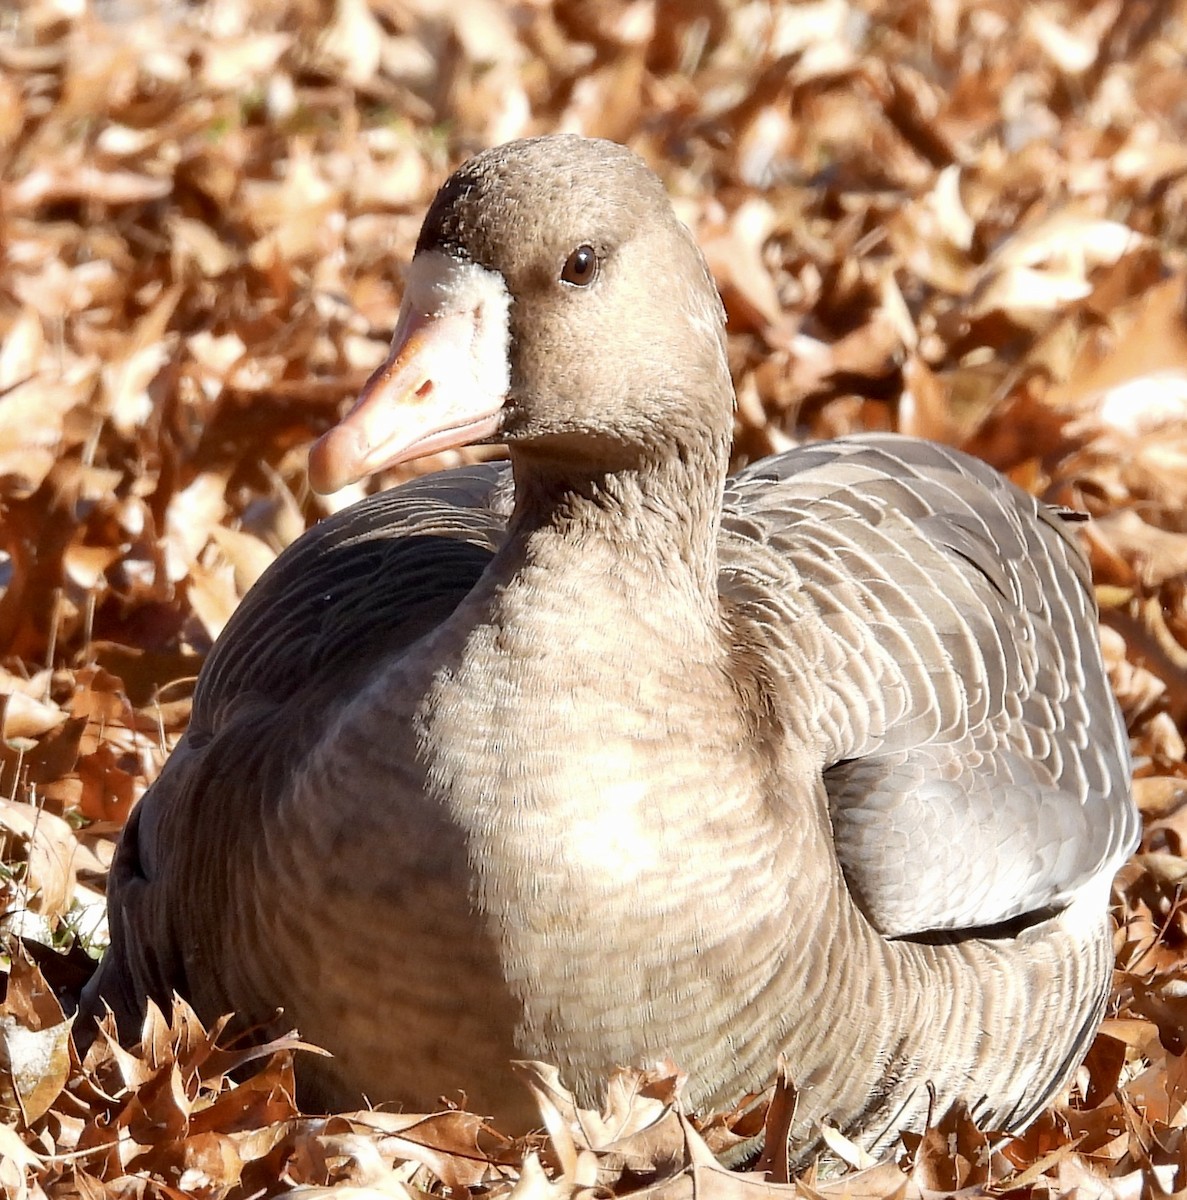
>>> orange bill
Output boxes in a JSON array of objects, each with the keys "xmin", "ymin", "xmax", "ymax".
[{"xmin": 309, "ymin": 307, "xmax": 506, "ymax": 494}]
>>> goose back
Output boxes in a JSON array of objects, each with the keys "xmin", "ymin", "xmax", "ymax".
[{"xmin": 720, "ymin": 435, "xmax": 1136, "ymax": 936}]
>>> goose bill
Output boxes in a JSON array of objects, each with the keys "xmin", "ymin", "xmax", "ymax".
[{"xmin": 309, "ymin": 257, "xmax": 511, "ymax": 494}]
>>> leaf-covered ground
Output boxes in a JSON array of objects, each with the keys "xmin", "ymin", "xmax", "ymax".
[{"xmin": 2, "ymin": 0, "xmax": 1187, "ymax": 1195}]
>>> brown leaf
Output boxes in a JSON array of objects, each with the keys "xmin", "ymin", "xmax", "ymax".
[
  {"xmin": 0, "ymin": 1012, "xmax": 73, "ymax": 1125},
  {"xmin": 75, "ymin": 744, "xmax": 137, "ymax": 825}
]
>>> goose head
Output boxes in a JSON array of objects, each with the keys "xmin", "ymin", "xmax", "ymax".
[{"xmin": 308, "ymin": 135, "xmax": 732, "ymax": 493}]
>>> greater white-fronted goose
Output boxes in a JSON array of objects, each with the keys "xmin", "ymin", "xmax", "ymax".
[{"xmin": 84, "ymin": 135, "xmax": 1140, "ymax": 1168}]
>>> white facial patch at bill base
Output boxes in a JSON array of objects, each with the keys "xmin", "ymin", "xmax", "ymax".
[
  {"xmin": 307, "ymin": 252, "xmax": 515, "ymax": 492},
  {"xmin": 398, "ymin": 250, "xmax": 512, "ymax": 405}
]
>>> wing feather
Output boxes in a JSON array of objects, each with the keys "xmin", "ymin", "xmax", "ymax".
[{"xmin": 720, "ymin": 434, "xmax": 1138, "ymax": 936}]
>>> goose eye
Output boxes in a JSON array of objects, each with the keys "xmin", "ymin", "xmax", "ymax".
[{"xmin": 560, "ymin": 245, "xmax": 598, "ymax": 287}]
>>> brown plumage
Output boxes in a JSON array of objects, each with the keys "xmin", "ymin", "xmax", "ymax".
[{"xmin": 84, "ymin": 136, "xmax": 1139, "ymax": 1168}]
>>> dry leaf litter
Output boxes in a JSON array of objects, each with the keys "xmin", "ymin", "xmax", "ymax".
[{"xmin": 2, "ymin": 0, "xmax": 1187, "ymax": 1195}]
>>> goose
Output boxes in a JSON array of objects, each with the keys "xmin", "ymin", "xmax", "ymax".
[{"xmin": 84, "ymin": 134, "xmax": 1140, "ymax": 1168}]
